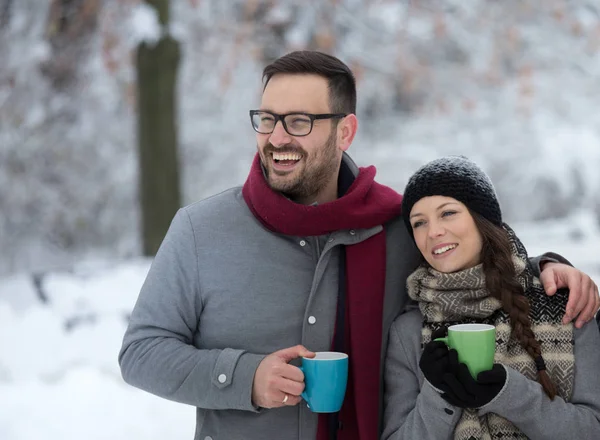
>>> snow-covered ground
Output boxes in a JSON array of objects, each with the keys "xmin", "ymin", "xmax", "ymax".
[
  {"xmin": 0, "ymin": 260, "xmax": 195, "ymax": 439},
  {"xmin": 0, "ymin": 211, "xmax": 599, "ymax": 439}
]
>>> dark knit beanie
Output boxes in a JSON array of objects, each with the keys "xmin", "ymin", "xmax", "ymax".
[{"xmin": 402, "ymin": 156, "xmax": 502, "ymax": 235}]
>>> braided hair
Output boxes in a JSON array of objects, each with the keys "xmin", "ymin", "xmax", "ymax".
[{"xmin": 473, "ymin": 212, "xmax": 557, "ymax": 399}]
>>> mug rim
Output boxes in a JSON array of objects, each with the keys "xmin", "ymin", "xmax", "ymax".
[
  {"xmin": 302, "ymin": 351, "xmax": 348, "ymax": 361},
  {"xmin": 448, "ymin": 323, "xmax": 495, "ymax": 332}
]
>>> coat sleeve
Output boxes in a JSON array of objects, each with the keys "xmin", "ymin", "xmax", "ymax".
[
  {"xmin": 528, "ymin": 251, "xmax": 573, "ymax": 277},
  {"xmin": 479, "ymin": 320, "xmax": 600, "ymax": 438},
  {"xmin": 118, "ymin": 208, "xmax": 265, "ymax": 411},
  {"xmin": 381, "ymin": 312, "xmax": 462, "ymax": 440}
]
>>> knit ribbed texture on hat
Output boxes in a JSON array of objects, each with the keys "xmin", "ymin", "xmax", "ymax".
[{"xmin": 402, "ymin": 156, "xmax": 502, "ymax": 234}]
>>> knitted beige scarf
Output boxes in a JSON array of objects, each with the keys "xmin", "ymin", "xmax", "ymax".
[{"xmin": 408, "ymin": 225, "xmax": 574, "ymax": 440}]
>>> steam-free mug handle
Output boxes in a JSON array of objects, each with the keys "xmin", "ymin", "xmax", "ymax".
[
  {"xmin": 299, "ymin": 366, "xmax": 308, "ymax": 401},
  {"xmin": 434, "ymin": 337, "xmax": 449, "ymax": 344}
]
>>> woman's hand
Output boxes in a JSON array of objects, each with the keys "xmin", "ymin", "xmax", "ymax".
[
  {"xmin": 419, "ymin": 327, "xmax": 456, "ymax": 391},
  {"xmin": 440, "ymin": 361, "xmax": 507, "ymax": 409}
]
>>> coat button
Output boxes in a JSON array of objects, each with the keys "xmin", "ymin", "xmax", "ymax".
[
  {"xmin": 299, "ymin": 240, "xmax": 306, "ymax": 246},
  {"xmin": 328, "ymin": 238, "xmax": 334, "ymax": 243},
  {"xmin": 218, "ymin": 374, "xmax": 227, "ymax": 383},
  {"xmin": 308, "ymin": 316, "xmax": 316, "ymax": 324},
  {"xmin": 204, "ymin": 437, "xmax": 213, "ymax": 440},
  {"xmin": 349, "ymin": 230, "xmax": 356, "ymax": 235},
  {"xmin": 444, "ymin": 408, "xmax": 454, "ymax": 415}
]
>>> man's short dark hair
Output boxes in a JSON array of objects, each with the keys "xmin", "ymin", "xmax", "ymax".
[{"xmin": 262, "ymin": 51, "xmax": 357, "ymax": 115}]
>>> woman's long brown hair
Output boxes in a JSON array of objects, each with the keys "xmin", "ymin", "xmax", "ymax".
[{"xmin": 472, "ymin": 212, "xmax": 557, "ymax": 399}]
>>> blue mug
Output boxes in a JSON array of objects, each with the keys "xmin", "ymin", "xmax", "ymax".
[{"xmin": 300, "ymin": 352, "xmax": 349, "ymax": 413}]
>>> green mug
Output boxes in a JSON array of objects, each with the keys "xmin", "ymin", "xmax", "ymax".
[{"xmin": 435, "ymin": 323, "xmax": 496, "ymax": 379}]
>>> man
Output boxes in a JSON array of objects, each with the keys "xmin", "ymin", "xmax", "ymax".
[{"xmin": 119, "ymin": 51, "xmax": 599, "ymax": 440}]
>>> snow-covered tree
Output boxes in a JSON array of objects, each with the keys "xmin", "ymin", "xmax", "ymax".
[{"xmin": 136, "ymin": 0, "xmax": 181, "ymax": 256}]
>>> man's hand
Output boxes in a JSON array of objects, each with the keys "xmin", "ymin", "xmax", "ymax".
[
  {"xmin": 251, "ymin": 345, "xmax": 315, "ymax": 409},
  {"xmin": 539, "ymin": 262, "xmax": 600, "ymax": 328}
]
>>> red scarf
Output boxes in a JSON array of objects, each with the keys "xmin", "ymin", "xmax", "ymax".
[{"xmin": 242, "ymin": 154, "xmax": 402, "ymax": 440}]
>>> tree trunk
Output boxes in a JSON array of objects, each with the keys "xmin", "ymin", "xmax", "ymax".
[
  {"xmin": 137, "ymin": 0, "xmax": 181, "ymax": 256},
  {"xmin": 0, "ymin": 0, "xmax": 13, "ymax": 28}
]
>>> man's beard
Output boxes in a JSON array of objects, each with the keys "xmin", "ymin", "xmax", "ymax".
[{"xmin": 261, "ymin": 128, "xmax": 339, "ymax": 202}]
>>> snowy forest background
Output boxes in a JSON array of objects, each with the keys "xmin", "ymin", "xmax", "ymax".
[{"xmin": 1, "ymin": 0, "xmax": 600, "ymax": 438}]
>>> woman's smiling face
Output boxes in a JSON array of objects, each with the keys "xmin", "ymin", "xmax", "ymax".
[{"xmin": 409, "ymin": 196, "xmax": 483, "ymax": 273}]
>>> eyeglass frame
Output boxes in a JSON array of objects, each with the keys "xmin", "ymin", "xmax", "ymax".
[{"xmin": 249, "ymin": 110, "xmax": 347, "ymax": 137}]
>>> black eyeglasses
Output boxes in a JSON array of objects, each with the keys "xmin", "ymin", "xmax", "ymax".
[{"xmin": 249, "ymin": 110, "xmax": 347, "ymax": 137}]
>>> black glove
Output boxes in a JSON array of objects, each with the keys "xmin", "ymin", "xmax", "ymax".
[
  {"xmin": 419, "ymin": 327, "xmax": 455, "ymax": 391},
  {"xmin": 441, "ymin": 363, "xmax": 507, "ymax": 409}
]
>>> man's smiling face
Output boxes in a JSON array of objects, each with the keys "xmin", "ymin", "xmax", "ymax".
[{"xmin": 256, "ymin": 73, "xmax": 343, "ymax": 205}]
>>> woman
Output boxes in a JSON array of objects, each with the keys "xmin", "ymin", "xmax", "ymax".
[{"xmin": 382, "ymin": 156, "xmax": 600, "ymax": 439}]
